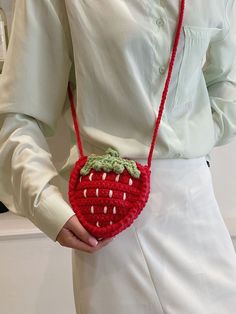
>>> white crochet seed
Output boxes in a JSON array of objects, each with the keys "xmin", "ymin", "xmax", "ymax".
[
  {"xmin": 110, "ymin": 221, "xmax": 113, "ymax": 225},
  {"xmin": 129, "ymin": 178, "xmax": 133, "ymax": 186},
  {"xmin": 102, "ymin": 173, "xmax": 107, "ymax": 180},
  {"xmin": 115, "ymin": 174, "xmax": 120, "ymax": 182},
  {"xmin": 79, "ymin": 176, "xmax": 82, "ymax": 182},
  {"xmin": 104, "ymin": 206, "xmax": 108, "ymax": 214},
  {"xmin": 123, "ymin": 192, "xmax": 126, "ymax": 200},
  {"xmin": 90, "ymin": 206, "xmax": 94, "ymax": 214},
  {"xmin": 89, "ymin": 172, "xmax": 93, "ymax": 181},
  {"xmin": 109, "ymin": 190, "xmax": 113, "ymax": 198},
  {"xmin": 113, "ymin": 206, "xmax": 116, "ymax": 214},
  {"xmin": 96, "ymin": 188, "xmax": 99, "ymax": 197},
  {"xmin": 83, "ymin": 189, "xmax": 87, "ymax": 198},
  {"xmin": 96, "ymin": 221, "xmax": 100, "ymax": 227}
]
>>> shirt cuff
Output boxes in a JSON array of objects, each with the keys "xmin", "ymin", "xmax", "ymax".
[{"xmin": 29, "ymin": 184, "xmax": 75, "ymax": 242}]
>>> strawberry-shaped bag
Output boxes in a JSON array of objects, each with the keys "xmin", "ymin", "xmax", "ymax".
[{"xmin": 67, "ymin": 0, "xmax": 185, "ymax": 240}]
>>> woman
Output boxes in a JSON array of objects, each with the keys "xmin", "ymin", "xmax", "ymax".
[{"xmin": 1, "ymin": 0, "xmax": 236, "ymax": 313}]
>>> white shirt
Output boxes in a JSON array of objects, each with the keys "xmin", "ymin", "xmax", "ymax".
[{"xmin": 0, "ymin": 0, "xmax": 236, "ymax": 241}]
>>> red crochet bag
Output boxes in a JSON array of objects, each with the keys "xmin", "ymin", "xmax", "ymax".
[{"xmin": 67, "ymin": 0, "xmax": 185, "ymax": 240}]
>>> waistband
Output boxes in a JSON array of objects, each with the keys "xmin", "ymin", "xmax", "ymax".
[{"xmin": 134, "ymin": 156, "xmax": 208, "ymax": 169}]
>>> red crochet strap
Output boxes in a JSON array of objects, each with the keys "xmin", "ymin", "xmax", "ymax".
[
  {"xmin": 68, "ymin": 0, "xmax": 185, "ymax": 169},
  {"xmin": 67, "ymin": 83, "xmax": 84, "ymax": 158}
]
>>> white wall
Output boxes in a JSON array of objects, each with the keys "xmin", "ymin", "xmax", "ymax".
[
  {"xmin": 0, "ymin": 215, "xmax": 76, "ymax": 314},
  {"xmin": 0, "ymin": 0, "xmax": 15, "ymax": 34}
]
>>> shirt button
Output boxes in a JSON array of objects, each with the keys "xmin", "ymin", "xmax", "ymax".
[
  {"xmin": 156, "ymin": 18, "xmax": 165, "ymax": 27},
  {"xmin": 159, "ymin": 66, "xmax": 166, "ymax": 75}
]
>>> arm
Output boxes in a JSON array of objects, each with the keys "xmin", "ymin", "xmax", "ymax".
[
  {"xmin": 0, "ymin": 113, "xmax": 76, "ymax": 241},
  {"xmin": 0, "ymin": 1, "xmax": 113, "ymax": 250},
  {"xmin": 0, "ymin": 0, "xmax": 75, "ymax": 241},
  {"xmin": 0, "ymin": 112, "xmax": 111, "ymax": 250},
  {"xmin": 203, "ymin": 0, "xmax": 236, "ymax": 147}
]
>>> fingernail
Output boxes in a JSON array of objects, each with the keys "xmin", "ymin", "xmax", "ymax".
[{"xmin": 89, "ymin": 238, "xmax": 98, "ymax": 247}]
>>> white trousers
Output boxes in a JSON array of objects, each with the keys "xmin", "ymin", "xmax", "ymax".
[{"xmin": 70, "ymin": 156, "xmax": 236, "ymax": 314}]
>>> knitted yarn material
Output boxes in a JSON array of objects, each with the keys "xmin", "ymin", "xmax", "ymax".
[{"xmin": 68, "ymin": 151, "xmax": 151, "ymax": 239}]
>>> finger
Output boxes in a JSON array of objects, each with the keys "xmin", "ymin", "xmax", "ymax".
[
  {"xmin": 58, "ymin": 229, "xmax": 99, "ymax": 253},
  {"xmin": 84, "ymin": 237, "xmax": 114, "ymax": 252},
  {"xmin": 59, "ymin": 229, "xmax": 115, "ymax": 252},
  {"xmin": 96, "ymin": 237, "xmax": 115, "ymax": 248},
  {"xmin": 70, "ymin": 218, "xmax": 98, "ymax": 246},
  {"xmin": 71, "ymin": 234, "xmax": 114, "ymax": 252}
]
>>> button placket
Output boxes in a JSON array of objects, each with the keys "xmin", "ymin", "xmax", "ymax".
[
  {"xmin": 154, "ymin": 11, "xmax": 168, "ymax": 78},
  {"xmin": 150, "ymin": 5, "xmax": 169, "ymax": 108}
]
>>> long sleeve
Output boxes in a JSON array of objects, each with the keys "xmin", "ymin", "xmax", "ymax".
[
  {"xmin": 0, "ymin": 114, "xmax": 75, "ymax": 241},
  {"xmin": 203, "ymin": 0, "xmax": 236, "ymax": 147},
  {"xmin": 0, "ymin": 0, "xmax": 75, "ymax": 242}
]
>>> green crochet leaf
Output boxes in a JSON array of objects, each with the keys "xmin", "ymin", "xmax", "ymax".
[{"xmin": 80, "ymin": 147, "xmax": 141, "ymax": 178}]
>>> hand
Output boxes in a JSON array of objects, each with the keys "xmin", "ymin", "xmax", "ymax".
[{"xmin": 56, "ymin": 214, "xmax": 114, "ymax": 253}]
